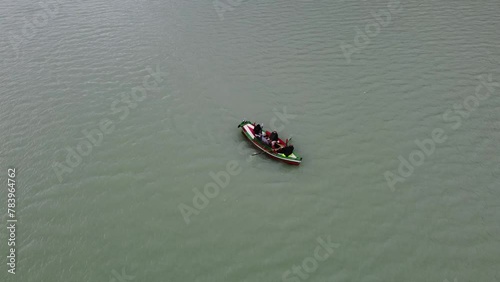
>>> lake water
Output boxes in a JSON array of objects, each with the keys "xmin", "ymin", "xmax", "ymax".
[{"xmin": 1, "ymin": 0, "xmax": 499, "ymax": 281}]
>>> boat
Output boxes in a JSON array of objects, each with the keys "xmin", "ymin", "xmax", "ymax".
[{"xmin": 237, "ymin": 120, "xmax": 302, "ymax": 165}]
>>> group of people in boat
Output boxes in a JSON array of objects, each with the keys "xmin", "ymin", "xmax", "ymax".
[{"xmin": 253, "ymin": 123, "xmax": 294, "ymax": 156}]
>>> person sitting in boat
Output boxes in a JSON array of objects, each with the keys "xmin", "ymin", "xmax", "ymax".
[
  {"xmin": 277, "ymin": 145, "xmax": 294, "ymax": 157},
  {"xmin": 260, "ymin": 134, "xmax": 270, "ymax": 145},
  {"xmin": 254, "ymin": 123, "xmax": 263, "ymax": 138},
  {"xmin": 271, "ymin": 140, "xmax": 281, "ymax": 149},
  {"xmin": 269, "ymin": 131, "xmax": 278, "ymax": 142},
  {"xmin": 271, "ymin": 141, "xmax": 280, "ymax": 149}
]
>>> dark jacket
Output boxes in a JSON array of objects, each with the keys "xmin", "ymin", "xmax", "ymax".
[
  {"xmin": 277, "ymin": 145, "xmax": 294, "ymax": 156},
  {"xmin": 254, "ymin": 124, "xmax": 262, "ymax": 136},
  {"xmin": 269, "ymin": 131, "xmax": 278, "ymax": 141}
]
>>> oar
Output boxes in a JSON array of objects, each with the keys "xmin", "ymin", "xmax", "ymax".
[{"xmin": 252, "ymin": 151, "xmax": 264, "ymax": 156}]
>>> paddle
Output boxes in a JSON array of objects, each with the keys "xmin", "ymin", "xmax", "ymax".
[{"xmin": 252, "ymin": 141, "xmax": 282, "ymax": 156}]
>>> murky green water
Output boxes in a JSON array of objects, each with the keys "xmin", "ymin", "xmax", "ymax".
[{"xmin": 1, "ymin": 0, "xmax": 499, "ymax": 281}]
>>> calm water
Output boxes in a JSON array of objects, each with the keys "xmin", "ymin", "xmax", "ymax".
[{"xmin": 1, "ymin": 0, "xmax": 499, "ymax": 281}]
